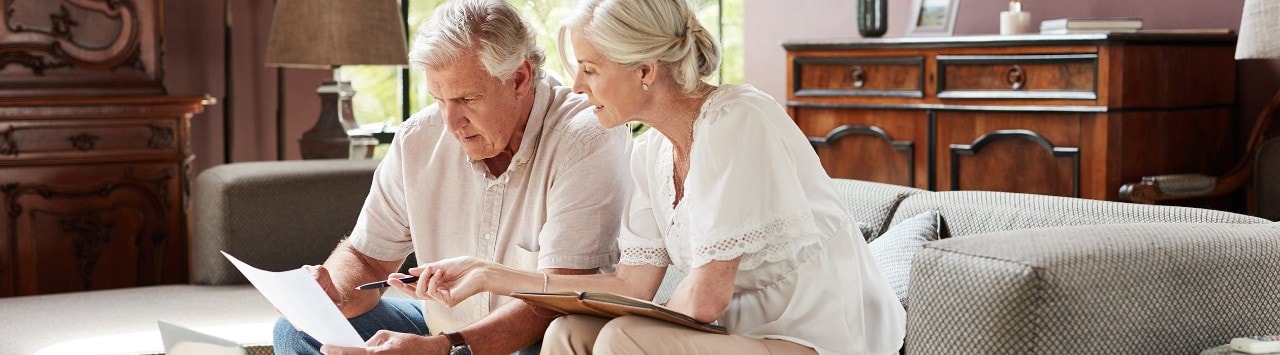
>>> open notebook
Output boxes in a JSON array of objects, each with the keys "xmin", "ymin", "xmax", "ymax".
[{"xmin": 157, "ymin": 320, "xmax": 247, "ymax": 355}]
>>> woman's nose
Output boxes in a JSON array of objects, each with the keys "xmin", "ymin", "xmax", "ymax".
[{"xmin": 572, "ymin": 74, "xmax": 586, "ymax": 94}]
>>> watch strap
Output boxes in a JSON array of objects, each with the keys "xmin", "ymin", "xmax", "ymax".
[{"xmin": 444, "ymin": 332, "xmax": 467, "ymax": 348}]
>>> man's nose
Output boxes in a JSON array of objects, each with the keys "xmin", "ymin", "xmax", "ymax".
[{"xmin": 442, "ymin": 103, "xmax": 467, "ymax": 128}]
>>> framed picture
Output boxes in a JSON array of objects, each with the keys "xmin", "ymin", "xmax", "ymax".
[{"xmin": 907, "ymin": 0, "xmax": 960, "ymax": 36}]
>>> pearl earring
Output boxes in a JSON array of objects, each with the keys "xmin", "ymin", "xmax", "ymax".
[{"xmin": 642, "ymin": 84, "xmax": 649, "ymax": 91}]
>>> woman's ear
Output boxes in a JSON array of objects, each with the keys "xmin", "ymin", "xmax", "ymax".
[{"xmin": 637, "ymin": 62, "xmax": 657, "ymax": 87}]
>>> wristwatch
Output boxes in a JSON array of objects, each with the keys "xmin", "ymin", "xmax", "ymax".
[{"xmin": 444, "ymin": 332, "xmax": 472, "ymax": 355}]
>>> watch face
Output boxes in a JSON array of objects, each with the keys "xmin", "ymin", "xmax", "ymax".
[{"xmin": 449, "ymin": 345, "xmax": 473, "ymax": 355}]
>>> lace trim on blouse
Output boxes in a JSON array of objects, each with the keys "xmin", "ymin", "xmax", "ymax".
[
  {"xmin": 619, "ymin": 233, "xmax": 672, "ymax": 267},
  {"xmin": 689, "ymin": 207, "xmax": 825, "ymax": 269}
]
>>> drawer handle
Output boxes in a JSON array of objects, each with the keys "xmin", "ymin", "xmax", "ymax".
[
  {"xmin": 1007, "ymin": 65, "xmax": 1026, "ymax": 90},
  {"xmin": 848, "ymin": 65, "xmax": 866, "ymax": 88},
  {"xmin": 68, "ymin": 133, "xmax": 100, "ymax": 152}
]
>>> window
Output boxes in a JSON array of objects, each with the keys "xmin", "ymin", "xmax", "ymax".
[{"xmin": 343, "ymin": 0, "xmax": 743, "ymax": 157}]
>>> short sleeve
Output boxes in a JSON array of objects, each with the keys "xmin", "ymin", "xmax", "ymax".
[
  {"xmin": 683, "ymin": 94, "xmax": 824, "ymax": 269},
  {"xmin": 347, "ymin": 123, "xmax": 415, "ymax": 261},
  {"xmin": 534, "ymin": 113, "xmax": 631, "ymax": 270},
  {"xmin": 618, "ymin": 131, "xmax": 671, "ymax": 267}
]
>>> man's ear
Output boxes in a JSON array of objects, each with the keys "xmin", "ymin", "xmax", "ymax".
[{"xmin": 510, "ymin": 59, "xmax": 534, "ymax": 99}]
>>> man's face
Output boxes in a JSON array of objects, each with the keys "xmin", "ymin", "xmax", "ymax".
[{"xmin": 426, "ymin": 52, "xmax": 528, "ymax": 161}]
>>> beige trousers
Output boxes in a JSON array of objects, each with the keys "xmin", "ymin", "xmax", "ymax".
[{"xmin": 539, "ymin": 315, "xmax": 818, "ymax": 355}]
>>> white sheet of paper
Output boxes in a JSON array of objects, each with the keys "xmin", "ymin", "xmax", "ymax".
[{"xmin": 221, "ymin": 251, "xmax": 365, "ymax": 347}]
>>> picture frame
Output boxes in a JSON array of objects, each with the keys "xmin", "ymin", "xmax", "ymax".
[{"xmin": 907, "ymin": 0, "xmax": 960, "ymax": 36}]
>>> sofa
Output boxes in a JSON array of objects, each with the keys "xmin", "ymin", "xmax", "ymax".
[
  {"xmin": 829, "ymin": 179, "xmax": 1280, "ymax": 354},
  {"xmin": 1, "ymin": 159, "xmax": 1277, "ymax": 354}
]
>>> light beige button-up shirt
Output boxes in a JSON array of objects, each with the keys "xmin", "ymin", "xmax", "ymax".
[{"xmin": 348, "ymin": 78, "xmax": 631, "ymax": 333}]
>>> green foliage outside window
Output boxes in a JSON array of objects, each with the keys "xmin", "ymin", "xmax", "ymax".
[{"xmin": 343, "ymin": 0, "xmax": 743, "ymax": 156}]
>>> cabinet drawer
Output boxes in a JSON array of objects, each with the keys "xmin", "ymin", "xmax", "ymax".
[
  {"xmin": 792, "ymin": 57, "xmax": 924, "ymax": 98},
  {"xmin": 0, "ymin": 117, "xmax": 180, "ymax": 161},
  {"xmin": 937, "ymin": 54, "xmax": 1097, "ymax": 100}
]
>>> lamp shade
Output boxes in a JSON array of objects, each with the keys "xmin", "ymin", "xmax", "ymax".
[
  {"xmin": 266, "ymin": 0, "xmax": 409, "ymax": 68},
  {"xmin": 1237, "ymin": 0, "xmax": 1280, "ymax": 59}
]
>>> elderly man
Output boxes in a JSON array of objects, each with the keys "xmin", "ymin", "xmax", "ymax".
[{"xmin": 271, "ymin": 0, "xmax": 631, "ymax": 354}]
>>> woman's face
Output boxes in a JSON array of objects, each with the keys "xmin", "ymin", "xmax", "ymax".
[{"xmin": 570, "ymin": 29, "xmax": 645, "ymax": 129}]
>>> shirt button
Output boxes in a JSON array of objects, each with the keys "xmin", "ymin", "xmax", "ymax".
[{"xmin": 483, "ymin": 233, "xmax": 493, "ymax": 240}]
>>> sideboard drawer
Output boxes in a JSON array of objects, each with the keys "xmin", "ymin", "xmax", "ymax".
[
  {"xmin": 0, "ymin": 117, "xmax": 180, "ymax": 162},
  {"xmin": 792, "ymin": 56, "xmax": 924, "ymax": 98},
  {"xmin": 937, "ymin": 54, "xmax": 1098, "ymax": 100}
]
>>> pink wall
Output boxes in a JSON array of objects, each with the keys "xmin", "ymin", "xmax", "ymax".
[
  {"xmin": 744, "ymin": 0, "xmax": 1280, "ymax": 145},
  {"xmin": 165, "ymin": 0, "xmax": 328, "ymax": 175}
]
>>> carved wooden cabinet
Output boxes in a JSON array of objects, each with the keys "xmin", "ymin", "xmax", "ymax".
[
  {"xmin": 785, "ymin": 33, "xmax": 1237, "ymax": 201},
  {"xmin": 0, "ymin": 0, "xmax": 210, "ymax": 296}
]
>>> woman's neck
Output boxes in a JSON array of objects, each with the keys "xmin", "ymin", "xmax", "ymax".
[{"xmin": 645, "ymin": 83, "xmax": 715, "ymax": 150}]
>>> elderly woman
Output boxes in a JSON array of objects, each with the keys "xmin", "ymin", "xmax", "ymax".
[{"xmin": 410, "ymin": 0, "xmax": 906, "ymax": 353}]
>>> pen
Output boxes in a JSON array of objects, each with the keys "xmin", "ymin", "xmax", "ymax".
[{"xmin": 355, "ymin": 276, "xmax": 420, "ymax": 290}]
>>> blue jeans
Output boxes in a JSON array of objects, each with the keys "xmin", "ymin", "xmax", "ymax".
[
  {"xmin": 273, "ymin": 298, "xmax": 428, "ymax": 355},
  {"xmin": 272, "ymin": 297, "xmax": 541, "ymax": 355}
]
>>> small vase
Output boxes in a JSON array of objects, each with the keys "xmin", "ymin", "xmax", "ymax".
[{"xmin": 857, "ymin": 0, "xmax": 888, "ymax": 38}]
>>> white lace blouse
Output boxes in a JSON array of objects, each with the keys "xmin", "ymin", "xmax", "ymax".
[{"xmin": 618, "ymin": 85, "xmax": 906, "ymax": 354}]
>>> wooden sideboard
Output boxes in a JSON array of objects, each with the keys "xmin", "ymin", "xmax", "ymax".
[
  {"xmin": 0, "ymin": 0, "xmax": 211, "ymax": 296},
  {"xmin": 785, "ymin": 33, "xmax": 1237, "ymax": 201}
]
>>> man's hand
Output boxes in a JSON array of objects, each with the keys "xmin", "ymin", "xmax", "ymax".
[
  {"xmin": 320, "ymin": 331, "xmax": 451, "ymax": 355},
  {"xmin": 305, "ymin": 264, "xmax": 342, "ymax": 305}
]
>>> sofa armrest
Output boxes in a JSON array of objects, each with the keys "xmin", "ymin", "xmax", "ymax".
[
  {"xmin": 190, "ymin": 159, "xmax": 381, "ymax": 285},
  {"xmin": 906, "ymin": 223, "xmax": 1280, "ymax": 354}
]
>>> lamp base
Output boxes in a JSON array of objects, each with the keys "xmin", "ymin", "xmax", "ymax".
[{"xmin": 299, "ymin": 80, "xmax": 373, "ymax": 159}]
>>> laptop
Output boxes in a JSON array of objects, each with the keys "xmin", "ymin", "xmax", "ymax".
[{"xmin": 157, "ymin": 320, "xmax": 248, "ymax": 355}]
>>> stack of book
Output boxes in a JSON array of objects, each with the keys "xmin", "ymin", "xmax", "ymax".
[{"xmin": 1039, "ymin": 18, "xmax": 1143, "ymax": 34}]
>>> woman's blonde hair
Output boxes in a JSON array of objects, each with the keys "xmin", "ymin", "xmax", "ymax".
[
  {"xmin": 410, "ymin": 0, "xmax": 545, "ymax": 84},
  {"xmin": 559, "ymin": 0, "xmax": 720, "ymax": 96}
]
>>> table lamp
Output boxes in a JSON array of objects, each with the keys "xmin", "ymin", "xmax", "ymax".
[
  {"xmin": 265, "ymin": 0, "xmax": 408, "ymax": 159},
  {"xmin": 1236, "ymin": 0, "xmax": 1280, "ymax": 160}
]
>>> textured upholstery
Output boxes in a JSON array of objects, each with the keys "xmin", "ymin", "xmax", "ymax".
[
  {"xmin": 1257, "ymin": 137, "xmax": 1280, "ymax": 221},
  {"xmin": 866, "ymin": 210, "xmax": 941, "ymax": 308},
  {"xmin": 829, "ymin": 178, "xmax": 927, "ymax": 240},
  {"xmin": 192, "ymin": 159, "xmax": 381, "ymax": 285},
  {"xmin": 890, "ymin": 190, "xmax": 1269, "ymax": 238},
  {"xmin": 908, "ymin": 223, "xmax": 1280, "ymax": 354}
]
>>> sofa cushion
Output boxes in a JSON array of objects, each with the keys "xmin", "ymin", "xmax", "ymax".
[
  {"xmin": 829, "ymin": 179, "xmax": 927, "ymax": 241},
  {"xmin": 890, "ymin": 190, "xmax": 1269, "ymax": 238},
  {"xmin": 906, "ymin": 223, "xmax": 1280, "ymax": 354},
  {"xmin": 867, "ymin": 210, "xmax": 941, "ymax": 308},
  {"xmin": 192, "ymin": 159, "xmax": 381, "ymax": 285}
]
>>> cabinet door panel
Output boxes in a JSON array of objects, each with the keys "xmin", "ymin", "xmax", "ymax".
[
  {"xmin": 938, "ymin": 112, "xmax": 1083, "ymax": 197},
  {"xmin": 794, "ymin": 107, "xmax": 927, "ymax": 188},
  {"xmin": 1, "ymin": 163, "xmax": 186, "ymax": 296}
]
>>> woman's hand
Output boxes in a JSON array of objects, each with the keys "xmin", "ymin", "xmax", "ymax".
[
  {"xmin": 320, "ymin": 331, "xmax": 450, "ymax": 355},
  {"xmin": 389, "ymin": 256, "xmax": 490, "ymax": 307}
]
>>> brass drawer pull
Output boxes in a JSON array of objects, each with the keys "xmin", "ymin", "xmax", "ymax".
[
  {"xmin": 848, "ymin": 65, "xmax": 866, "ymax": 88},
  {"xmin": 1007, "ymin": 65, "xmax": 1026, "ymax": 90}
]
